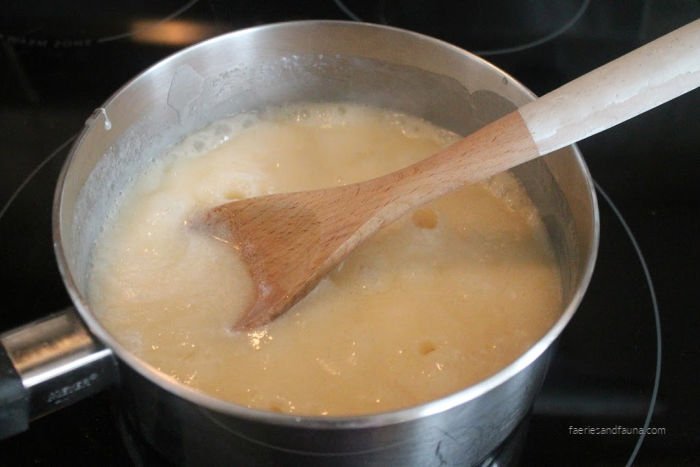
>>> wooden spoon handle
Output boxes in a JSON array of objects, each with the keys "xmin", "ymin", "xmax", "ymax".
[
  {"xmin": 520, "ymin": 18, "xmax": 700, "ymax": 155},
  {"xmin": 386, "ymin": 19, "xmax": 700, "ymax": 209}
]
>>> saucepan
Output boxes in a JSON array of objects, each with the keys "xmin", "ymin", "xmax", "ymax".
[{"xmin": 0, "ymin": 21, "xmax": 598, "ymax": 465}]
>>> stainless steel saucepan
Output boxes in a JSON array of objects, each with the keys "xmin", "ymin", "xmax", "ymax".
[{"xmin": 0, "ymin": 21, "xmax": 598, "ymax": 465}]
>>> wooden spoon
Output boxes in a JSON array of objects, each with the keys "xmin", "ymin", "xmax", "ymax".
[{"xmin": 200, "ymin": 20, "xmax": 700, "ymax": 331}]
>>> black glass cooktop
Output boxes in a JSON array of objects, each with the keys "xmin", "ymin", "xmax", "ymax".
[{"xmin": 1, "ymin": 1, "xmax": 698, "ymax": 465}]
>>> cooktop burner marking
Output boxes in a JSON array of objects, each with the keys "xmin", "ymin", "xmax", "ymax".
[
  {"xmin": 333, "ymin": 0, "xmax": 362, "ymax": 22},
  {"xmin": 594, "ymin": 180, "xmax": 662, "ymax": 467},
  {"xmin": 474, "ymin": 0, "xmax": 589, "ymax": 56},
  {"xmin": 332, "ymin": 0, "xmax": 590, "ymax": 56},
  {"xmin": 0, "ymin": 133, "xmax": 76, "ymax": 224}
]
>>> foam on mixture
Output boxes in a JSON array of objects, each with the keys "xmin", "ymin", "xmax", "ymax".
[{"xmin": 88, "ymin": 103, "xmax": 561, "ymax": 416}]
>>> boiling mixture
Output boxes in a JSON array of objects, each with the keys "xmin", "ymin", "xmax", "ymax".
[{"xmin": 88, "ymin": 103, "xmax": 561, "ymax": 416}]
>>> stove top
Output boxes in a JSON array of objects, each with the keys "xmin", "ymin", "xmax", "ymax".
[{"xmin": 1, "ymin": 1, "xmax": 698, "ymax": 465}]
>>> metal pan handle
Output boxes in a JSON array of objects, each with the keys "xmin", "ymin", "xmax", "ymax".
[{"xmin": 0, "ymin": 308, "xmax": 117, "ymax": 439}]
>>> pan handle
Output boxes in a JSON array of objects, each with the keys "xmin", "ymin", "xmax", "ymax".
[{"xmin": 0, "ymin": 308, "xmax": 117, "ymax": 439}]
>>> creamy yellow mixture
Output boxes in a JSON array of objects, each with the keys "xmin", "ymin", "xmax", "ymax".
[{"xmin": 88, "ymin": 104, "xmax": 561, "ymax": 416}]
